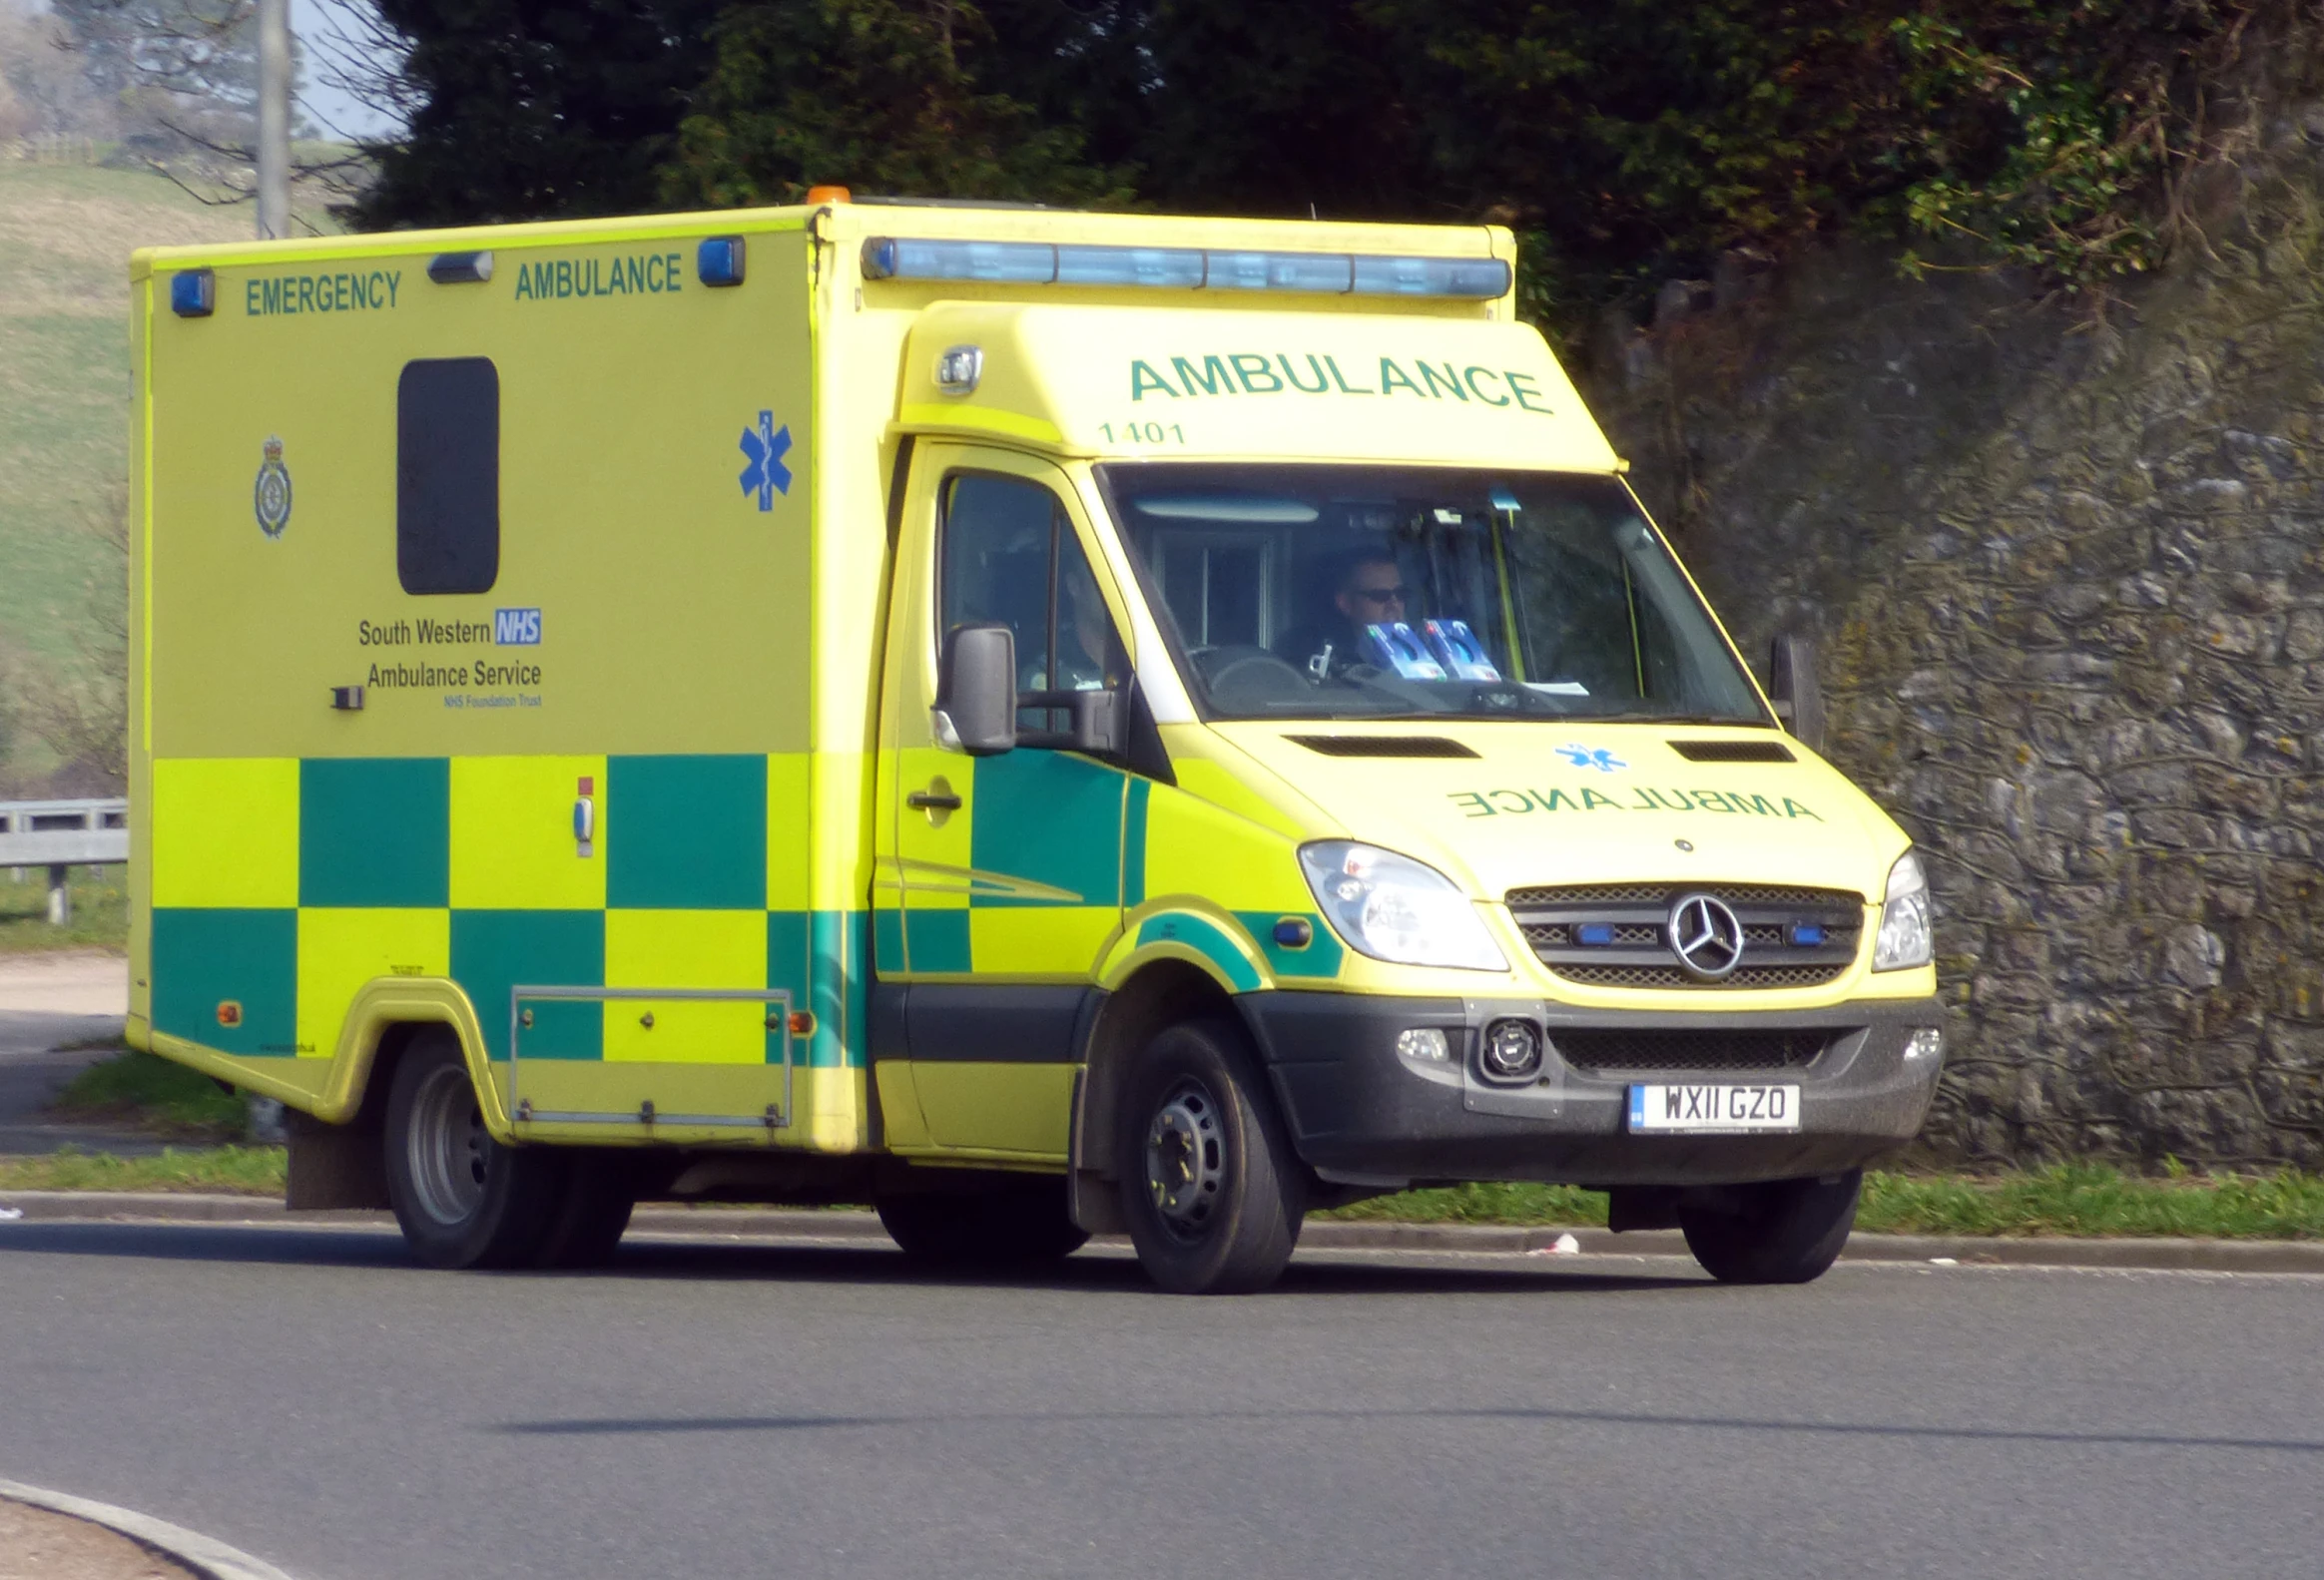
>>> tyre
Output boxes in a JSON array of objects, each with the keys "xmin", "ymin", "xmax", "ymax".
[
  {"xmin": 876, "ymin": 1179, "xmax": 1089, "ymax": 1267},
  {"xmin": 1679, "ymin": 1171, "xmax": 1863, "ymax": 1285},
  {"xmin": 533, "ymin": 1157, "xmax": 636, "ymax": 1270},
  {"xmin": 1116, "ymin": 1016, "xmax": 1306, "ymax": 1295},
  {"xmin": 382, "ymin": 1032, "xmax": 566, "ymax": 1270}
]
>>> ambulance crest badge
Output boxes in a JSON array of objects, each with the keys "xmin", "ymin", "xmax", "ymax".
[{"xmin": 254, "ymin": 435, "xmax": 292, "ymax": 539}]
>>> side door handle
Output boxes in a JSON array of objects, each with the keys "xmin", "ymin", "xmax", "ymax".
[{"xmin": 906, "ymin": 788, "xmax": 962, "ymax": 811}]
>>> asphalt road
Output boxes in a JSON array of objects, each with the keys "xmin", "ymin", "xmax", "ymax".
[
  {"xmin": 0, "ymin": 1009, "xmax": 155, "ymax": 1157},
  {"xmin": 0, "ymin": 1223, "xmax": 2317, "ymax": 1580}
]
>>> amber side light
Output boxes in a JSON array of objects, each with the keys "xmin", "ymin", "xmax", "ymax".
[{"xmin": 217, "ymin": 1001, "xmax": 244, "ymax": 1027}]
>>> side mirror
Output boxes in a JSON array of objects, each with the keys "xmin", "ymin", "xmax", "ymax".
[
  {"xmin": 1768, "ymin": 633, "xmax": 1826, "ymax": 753},
  {"xmin": 937, "ymin": 623, "xmax": 1017, "ymax": 757}
]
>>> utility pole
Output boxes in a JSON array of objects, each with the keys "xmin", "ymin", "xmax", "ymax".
[{"xmin": 256, "ymin": 0, "xmax": 290, "ymax": 239}]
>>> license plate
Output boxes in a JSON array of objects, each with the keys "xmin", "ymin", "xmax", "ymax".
[{"xmin": 1628, "ymin": 1083, "xmax": 1801, "ymax": 1134}]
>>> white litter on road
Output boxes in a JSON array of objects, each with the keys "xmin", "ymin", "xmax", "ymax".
[
  {"xmin": 1526, "ymin": 1233, "xmax": 1583, "ymax": 1257},
  {"xmin": 1930, "ymin": 1257, "xmax": 1959, "ymax": 1266},
  {"xmin": 0, "ymin": 1207, "xmax": 22, "ymax": 1221}
]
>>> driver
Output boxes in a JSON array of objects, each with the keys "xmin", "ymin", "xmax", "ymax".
[{"xmin": 1299, "ymin": 552, "xmax": 1411, "ymax": 677}]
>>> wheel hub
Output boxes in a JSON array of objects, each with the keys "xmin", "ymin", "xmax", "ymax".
[
  {"xmin": 1145, "ymin": 1077, "xmax": 1226, "ymax": 1241},
  {"xmin": 406, "ymin": 1064, "xmax": 490, "ymax": 1227}
]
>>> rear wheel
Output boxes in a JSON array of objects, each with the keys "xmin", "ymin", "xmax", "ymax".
[
  {"xmin": 876, "ymin": 1179, "xmax": 1089, "ymax": 1267},
  {"xmin": 383, "ymin": 1033, "xmax": 565, "ymax": 1270},
  {"xmin": 1117, "ymin": 1016, "xmax": 1305, "ymax": 1295},
  {"xmin": 1679, "ymin": 1171, "xmax": 1862, "ymax": 1285}
]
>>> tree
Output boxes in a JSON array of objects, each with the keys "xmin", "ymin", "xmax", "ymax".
[
  {"xmin": 352, "ymin": 0, "xmax": 724, "ymax": 228},
  {"xmin": 660, "ymin": 0, "xmax": 1129, "ymax": 209},
  {"xmin": 0, "ymin": 2, "xmax": 113, "ymax": 141},
  {"xmin": 51, "ymin": 0, "xmax": 264, "ymax": 159}
]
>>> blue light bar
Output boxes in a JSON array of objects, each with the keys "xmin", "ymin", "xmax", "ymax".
[
  {"xmin": 1057, "ymin": 244, "xmax": 1205, "ymax": 288},
  {"xmin": 697, "ymin": 235, "xmax": 747, "ymax": 286},
  {"xmin": 861, "ymin": 238, "xmax": 1510, "ymax": 298},
  {"xmin": 170, "ymin": 268, "xmax": 215, "ymax": 317}
]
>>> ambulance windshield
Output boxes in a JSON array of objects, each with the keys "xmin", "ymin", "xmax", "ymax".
[{"xmin": 1097, "ymin": 462, "xmax": 1769, "ymax": 724}]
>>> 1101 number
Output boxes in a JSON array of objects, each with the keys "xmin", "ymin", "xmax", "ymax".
[{"xmin": 1097, "ymin": 420, "xmax": 1186, "ymax": 445}]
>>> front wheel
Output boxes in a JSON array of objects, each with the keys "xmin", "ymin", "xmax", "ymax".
[
  {"xmin": 1679, "ymin": 1171, "xmax": 1863, "ymax": 1285},
  {"xmin": 1117, "ymin": 1016, "xmax": 1306, "ymax": 1295},
  {"xmin": 383, "ymin": 1032, "xmax": 565, "ymax": 1270}
]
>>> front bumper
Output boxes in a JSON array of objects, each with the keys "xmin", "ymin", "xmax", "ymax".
[{"xmin": 1236, "ymin": 990, "xmax": 1945, "ymax": 1188}]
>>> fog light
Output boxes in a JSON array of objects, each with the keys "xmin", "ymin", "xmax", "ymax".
[
  {"xmin": 1481, "ymin": 1018, "xmax": 1542, "ymax": 1081},
  {"xmin": 1396, "ymin": 1027, "xmax": 1450, "ymax": 1064},
  {"xmin": 1906, "ymin": 1028, "xmax": 1944, "ymax": 1064}
]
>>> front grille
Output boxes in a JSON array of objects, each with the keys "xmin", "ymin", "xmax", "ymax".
[
  {"xmin": 1552, "ymin": 962, "xmax": 1852, "ymax": 989},
  {"xmin": 1553, "ymin": 1028, "xmax": 1832, "ymax": 1074},
  {"xmin": 1508, "ymin": 881, "xmax": 1865, "ymax": 990},
  {"xmin": 1507, "ymin": 882, "xmax": 1863, "ymax": 909}
]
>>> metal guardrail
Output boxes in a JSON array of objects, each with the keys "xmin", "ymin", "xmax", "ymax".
[
  {"xmin": 0, "ymin": 798, "xmax": 128, "ymax": 925},
  {"xmin": 0, "ymin": 798, "xmax": 129, "ymax": 866}
]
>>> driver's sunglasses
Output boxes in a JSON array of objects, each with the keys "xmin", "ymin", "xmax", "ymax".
[{"xmin": 1353, "ymin": 586, "xmax": 1411, "ymax": 605}]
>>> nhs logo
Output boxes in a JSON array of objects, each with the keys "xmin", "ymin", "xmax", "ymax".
[{"xmin": 494, "ymin": 608, "xmax": 541, "ymax": 646}]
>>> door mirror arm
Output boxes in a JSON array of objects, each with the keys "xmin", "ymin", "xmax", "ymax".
[
  {"xmin": 936, "ymin": 623, "xmax": 1018, "ymax": 757},
  {"xmin": 1018, "ymin": 687, "xmax": 1122, "ymax": 757},
  {"xmin": 1768, "ymin": 632, "xmax": 1826, "ymax": 753}
]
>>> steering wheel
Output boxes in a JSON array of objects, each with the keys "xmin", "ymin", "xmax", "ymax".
[{"xmin": 1192, "ymin": 645, "xmax": 1314, "ymax": 702}]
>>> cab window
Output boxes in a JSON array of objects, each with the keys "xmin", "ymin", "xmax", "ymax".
[{"xmin": 939, "ymin": 473, "xmax": 1127, "ymax": 738}]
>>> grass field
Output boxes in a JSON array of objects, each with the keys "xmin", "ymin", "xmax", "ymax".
[
  {"xmin": 0, "ymin": 163, "xmax": 248, "ymax": 703},
  {"xmin": 0, "ymin": 159, "xmax": 345, "ymax": 785}
]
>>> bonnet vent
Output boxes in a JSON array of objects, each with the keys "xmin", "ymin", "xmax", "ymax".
[
  {"xmin": 1668, "ymin": 739, "xmax": 1795, "ymax": 764},
  {"xmin": 1286, "ymin": 735, "xmax": 1479, "ymax": 760}
]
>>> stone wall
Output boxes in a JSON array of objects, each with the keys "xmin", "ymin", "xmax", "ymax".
[{"xmin": 1585, "ymin": 118, "xmax": 2324, "ymax": 1169}]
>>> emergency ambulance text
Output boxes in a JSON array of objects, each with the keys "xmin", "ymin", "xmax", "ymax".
[
  {"xmin": 245, "ymin": 269, "xmax": 401, "ymax": 316},
  {"xmin": 1129, "ymin": 353, "xmax": 1552, "ymax": 412},
  {"xmin": 1450, "ymin": 787, "xmax": 1825, "ymax": 819}
]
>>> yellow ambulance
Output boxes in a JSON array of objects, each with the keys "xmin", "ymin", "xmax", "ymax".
[{"xmin": 126, "ymin": 196, "xmax": 1941, "ymax": 1293}]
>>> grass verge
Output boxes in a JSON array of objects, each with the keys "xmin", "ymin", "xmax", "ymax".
[
  {"xmin": 0, "ymin": 1146, "xmax": 286, "ymax": 1195},
  {"xmin": 49, "ymin": 1048, "xmax": 246, "ymax": 1138},
  {"xmin": 1320, "ymin": 1164, "xmax": 2324, "ymax": 1240}
]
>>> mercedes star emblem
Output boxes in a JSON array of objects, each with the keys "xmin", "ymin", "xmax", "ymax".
[{"xmin": 1667, "ymin": 892, "xmax": 1745, "ymax": 980}]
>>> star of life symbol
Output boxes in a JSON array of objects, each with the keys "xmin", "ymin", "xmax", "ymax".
[
  {"xmin": 738, "ymin": 411, "xmax": 793, "ymax": 510},
  {"xmin": 254, "ymin": 434, "xmax": 291, "ymax": 539},
  {"xmin": 1555, "ymin": 743, "xmax": 1626, "ymax": 773}
]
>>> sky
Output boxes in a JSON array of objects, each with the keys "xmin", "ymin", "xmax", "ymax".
[{"xmin": 292, "ymin": 0, "xmax": 402, "ymax": 141}]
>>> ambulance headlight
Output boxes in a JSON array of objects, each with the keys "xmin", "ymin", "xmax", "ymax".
[
  {"xmin": 1874, "ymin": 851, "xmax": 1934, "ymax": 971},
  {"xmin": 1299, "ymin": 842, "xmax": 1507, "ymax": 972}
]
